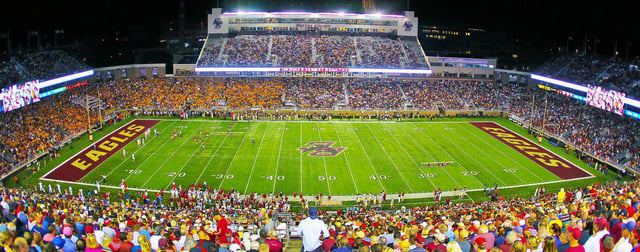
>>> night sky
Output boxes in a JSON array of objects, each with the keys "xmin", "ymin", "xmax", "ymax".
[{"xmin": 1, "ymin": 0, "xmax": 636, "ymax": 63}]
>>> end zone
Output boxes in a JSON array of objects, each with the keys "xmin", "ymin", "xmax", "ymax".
[
  {"xmin": 470, "ymin": 122, "xmax": 592, "ymax": 180},
  {"xmin": 42, "ymin": 119, "xmax": 161, "ymax": 182}
]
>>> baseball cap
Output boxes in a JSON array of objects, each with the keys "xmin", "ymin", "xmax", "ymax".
[
  {"xmin": 596, "ymin": 218, "xmax": 609, "ymax": 230},
  {"xmin": 63, "ymin": 226, "xmax": 73, "ymax": 236},
  {"xmin": 567, "ymin": 226, "xmax": 581, "ymax": 240},
  {"xmin": 53, "ymin": 237, "xmax": 65, "ymax": 250},
  {"xmin": 85, "ymin": 225, "xmax": 94, "ymax": 234},
  {"xmin": 399, "ymin": 240, "xmax": 411, "ymax": 249},
  {"xmin": 476, "ymin": 237, "xmax": 487, "ymax": 246},
  {"xmin": 309, "ymin": 207, "xmax": 318, "ymax": 220},
  {"xmin": 158, "ymin": 238, "xmax": 168, "ymax": 249},
  {"xmin": 459, "ymin": 229, "xmax": 469, "ymax": 239},
  {"xmin": 622, "ymin": 221, "xmax": 636, "ymax": 232},
  {"xmin": 230, "ymin": 243, "xmax": 241, "ymax": 252}
]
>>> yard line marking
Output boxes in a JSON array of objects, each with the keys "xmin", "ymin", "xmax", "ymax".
[
  {"xmin": 299, "ymin": 122, "xmax": 303, "ymax": 193},
  {"xmin": 331, "ymin": 123, "xmax": 361, "ymax": 194},
  {"xmin": 316, "ymin": 123, "xmax": 332, "ymax": 196},
  {"xmin": 193, "ymin": 123, "xmax": 237, "ymax": 185},
  {"xmin": 381, "ymin": 125, "xmax": 437, "ymax": 190},
  {"xmin": 121, "ymin": 121, "xmax": 190, "ymax": 183},
  {"xmin": 445, "ymin": 124, "xmax": 526, "ymax": 184},
  {"xmin": 139, "ymin": 122, "xmax": 206, "ymax": 188},
  {"xmin": 423, "ymin": 123, "xmax": 507, "ymax": 185},
  {"xmin": 163, "ymin": 122, "xmax": 223, "ymax": 190},
  {"xmin": 87, "ymin": 121, "xmax": 177, "ymax": 182},
  {"xmin": 272, "ymin": 122, "xmax": 286, "ymax": 194},
  {"xmin": 410, "ymin": 122, "xmax": 485, "ymax": 187},
  {"xmin": 397, "ymin": 124, "xmax": 461, "ymax": 188},
  {"xmin": 243, "ymin": 123, "xmax": 270, "ymax": 194},
  {"xmin": 218, "ymin": 122, "xmax": 254, "ymax": 190},
  {"xmin": 350, "ymin": 123, "xmax": 387, "ymax": 192},
  {"xmin": 458, "ymin": 124, "xmax": 546, "ymax": 182},
  {"xmin": 363, "ymin": 123, "xmax": 414, "ymax": 193}
]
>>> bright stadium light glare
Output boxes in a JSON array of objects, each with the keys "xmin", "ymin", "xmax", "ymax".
[
  {"xmin": 37, "ymin": 70, "xmax": 94, "ymax": 89},
  {"xmin": 623, "ymin": 97, "xmax": 640, "ymax": 109},
  {"xmin": 195, "ymin": 67, "xmax": 431, "ymax": 74},
  {"xmin": 530, "ymin": 74, "xmax": 588, "ymax": 92},
  {"xmin": 194, "ymin": 67, "xmax": 281, "ymax": 72}
]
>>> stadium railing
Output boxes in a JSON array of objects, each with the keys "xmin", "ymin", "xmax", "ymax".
[{"xmin": 508, "ymin": 114, "xmax": 633, "ymax": 176}]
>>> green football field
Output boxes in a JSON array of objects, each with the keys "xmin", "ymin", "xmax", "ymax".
[{"xmin": 63, "ymin": 119, "xmax": 587, "ymax": 196}]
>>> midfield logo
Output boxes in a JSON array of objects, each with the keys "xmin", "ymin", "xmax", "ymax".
[{"xmin": 299, "ymin": 142, "xmax": 346, "ymax": 157}]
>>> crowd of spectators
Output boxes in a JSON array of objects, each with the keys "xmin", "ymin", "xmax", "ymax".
[
  {"xmin": 536, "ymin": 54, "xmax": 640, "ymax": 98},
  {"xmin": 0, "ymin": 50, "xmax": 90, "ymax": 88},
  {"xmin": 270, "ymin": 35, "xmax": 314, "ymax": 67},
  {"xmin": 315, "ymin": 36, "xmax": 356, "ymax": 68},
  {"xmin": 1, "ymin": 171, "xmax": 640, "ymax": 252},
  {"xmin": 223, "ymin": 36, "xmax": 270, "ymax": 66},
  {"xmin": 0, "ymin": 93, "xmax": 99, "ymax": 176},
  {"xmin": 196, "ymin": 35, "xmax": 428, "ymax": 69},
  {"xmin": 1, "ymin": 75, "xmax": 639, "ymax": 176},
  {"xmin": 347, "ymin": 79, "xmax": 405, "ymax": 109},
  {"xmin": 283, "ymin": 79, "xmax": 345, "ymax": 109}
]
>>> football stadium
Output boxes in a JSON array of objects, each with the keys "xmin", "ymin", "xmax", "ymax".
[{"xmin": 1, "ymin": 2, "xmax": 640, "ymax": 252}]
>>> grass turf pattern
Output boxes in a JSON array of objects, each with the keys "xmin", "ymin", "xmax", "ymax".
[{"xmin": 67, "ymin": 119, "xmax": 574, "ymax": 196}]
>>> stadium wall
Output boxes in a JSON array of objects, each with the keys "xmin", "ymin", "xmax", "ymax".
[{"xmin": 92, "ymin": 64, "xmax": 166, "ymax": 81}]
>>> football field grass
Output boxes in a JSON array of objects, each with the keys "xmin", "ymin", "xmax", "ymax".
[{"xmin": 46, "ymin": 119, "xmax": 591, "ymax": 196}]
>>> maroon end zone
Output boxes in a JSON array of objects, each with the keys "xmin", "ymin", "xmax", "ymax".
[
  {"xmin": 43, "ymin": 119, "xmax": 161, "ymax": 181},
  {"xmin": 470, "ymin": 122, "xmax": 591, "ymax": 180}
]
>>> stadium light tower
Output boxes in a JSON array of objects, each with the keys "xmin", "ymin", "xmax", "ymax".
[{"xmin": 363, "ymin": 0, "xmax": 376, "ymax": 13}]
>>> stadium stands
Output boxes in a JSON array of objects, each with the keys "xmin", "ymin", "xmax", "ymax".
[
  {"xmin": 0, "ymin": 50, "xmax": 90, "ymax": 88},
  {"xmin": 0, "ymin": 174, "xmax": 638, "ymax": 252},
  {"xmin": 197, "ymin": 35, "xmax": 429, "ymax": 69},
  {"xmin": 536, "ymin": 54, "xmax": 640, "ymax": 98},
  {"xmin": 1, "ymin": 77, "xmax": 639, "ymax": 176}
]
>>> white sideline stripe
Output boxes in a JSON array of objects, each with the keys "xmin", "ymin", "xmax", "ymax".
[
  {"xmin": 491, "ymin": 122, "xmax": 594, "ymax": 179},
  {"xmin": 316, "ymin": 123, "xmax": 332, "ymax": 195},
  {"xmin": 350, "ymin": 123, "xmax": 387, "ymax": 192},
  {"xmin": 332, "ymin": 124, "xmax": 360, "ymax": 194},
  {"xmin": 218, "ymin": 123, "xmax": 254, "ymax": 189},
  {"xmin": 38, "ymin": 173, "xmax": 593, "ymax": 201},
  {"xmin": 162, "ymin": 122, "xmax": 223, "ymax": 190},
  {"xmin": 99, "ymin": 121, "xmax": 177, "ymax": 179},
  {"xmin": 396, "ymin": 124, "xmax": 460, "ymax": 188},
  {"xmin": 121, "ymin": 121, "xmax": 193, "ymax": 183},
  {"xmin": 272, "ymin": 122, "xmax": 287, "ymax": 194},
  {"xmin": 364, "ymin": 123, "xmax": 414, "ymax": 193},
  {"xmin": 448, "ymin": 124, "xmax": 527, "ymax": 184},
  {"xmin": 40, "ymin": 119, "xmax": 595, "ymax": 198},
  {"xmin": 243, "ymin": 123, "xmax": 270, "ymax": 194},
  {"xmin": 139, "ymin": 122, "xmax": 205, "ymax": 188},
  {"xmin": 409, "ymin": 122, "xmax": 485, "ymax": 186},
  {"xmin": 193, "ymin": 123, "xmax": 234, "ymax": 185},
  {"xmin": 40, "ymin": 120, "xmax": 138, "ymax": 180},
  {"xmin": 424, "ymin": 123, "xmax": 507, "ymax": 185},
  {"xmin": 459, "ymin": 123, "xmax": 545, "ymax": 183},
  {"xmin": 381, "ymin": 123, "xmax": 437, "ymax": 189},
  {"xmin": 299, "ymin": 123, "xmax": 303, "ymax": 193}
]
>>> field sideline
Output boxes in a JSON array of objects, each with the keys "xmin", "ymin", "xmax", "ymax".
[{"xmin": 39, "ymin": 118, "xmax": 593, "ymax": 198}]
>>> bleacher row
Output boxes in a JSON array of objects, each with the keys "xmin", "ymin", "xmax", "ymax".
[
  {"xmin": 0, "ymin": 169, "xmax": 638, "ymax": 252},
  {"xmin": 197, "ymin": 35, "xmax": 428, "ymax": 69},
  {"xmin": 536, "ymin": 54, "xmax": 640, "ymax": 99},
  {"xmin": 0, "ymin": 50, "xmax": 90, "ymax": 88},
  {"xmin": 1, "ymin": 77, "xmax": 639, "ymax": 179}
]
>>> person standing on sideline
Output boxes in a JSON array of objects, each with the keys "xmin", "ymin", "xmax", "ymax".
[
  {"xmin": 298, "ymin": 207, "xmax": 329, "ymax": 252},
  {"xmin": 252, "ymin": 137, "xmax": 255, "ymax": 145}
]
